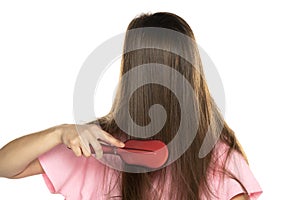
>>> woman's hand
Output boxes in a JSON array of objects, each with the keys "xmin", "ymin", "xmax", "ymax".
[
  {"xmin": 0, "ymin": 123, "xmax": 124, "ymax": 178},
  {"xmin": 58, "ymin": 124, "xmax": 125, "ymax": 160}
]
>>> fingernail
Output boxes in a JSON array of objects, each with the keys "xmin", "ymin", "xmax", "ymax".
[{"xmin": 120, "ymin": 142, "xmax": 125, "ymax": 147}]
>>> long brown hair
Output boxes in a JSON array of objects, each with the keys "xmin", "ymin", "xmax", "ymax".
[{"xmin": 90, "ymin": 12, "xmax": 247, "ymax": 200}]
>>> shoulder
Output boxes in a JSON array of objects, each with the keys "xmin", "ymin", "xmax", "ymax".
[{"xmin": 208, "ymin": 141, "xmax": 262, "ymax": 200}]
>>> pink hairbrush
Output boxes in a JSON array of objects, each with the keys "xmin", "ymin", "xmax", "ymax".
[{"xmin": 91, "ymin": 140, "xmax": 168, "ymax": 168}]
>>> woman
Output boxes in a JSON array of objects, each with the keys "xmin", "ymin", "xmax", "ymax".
[{"xmin": 0, "ymin": 12, "xmax": 262, "ymax": 199}]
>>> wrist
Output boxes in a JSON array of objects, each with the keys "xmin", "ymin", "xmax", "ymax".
[{"xmin": 52, "ymin": 124, "xmax": 65, "ymax": 144}]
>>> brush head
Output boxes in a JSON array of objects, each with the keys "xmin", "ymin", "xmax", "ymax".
[{"xmin": 120, "ymin": 140, "xmax": 169, "ymax": 168}]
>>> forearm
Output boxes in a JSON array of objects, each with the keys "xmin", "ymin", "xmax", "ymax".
[{"xmin": 0, "ymin": 126, "xmax": 62, "ymax": 178}]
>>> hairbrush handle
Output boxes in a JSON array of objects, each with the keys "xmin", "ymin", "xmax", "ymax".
[
  {"xmin": 101, "ymin": 145, "xmax": 117, "ymax": 154},
  {"xmin": 90, "ymin": 144, "xmax": 117, "ymax": 154},
  {"xmin": 91, "ymin": 144, "xmax": 155, "ymax": 154}
]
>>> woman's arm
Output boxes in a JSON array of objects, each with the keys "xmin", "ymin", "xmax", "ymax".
[
  {"xmin": 0, "ymin": 126, "xmax": 61, "ymax": 178},
  {"xmin": 9, "ymin": 158, "xmax": 44, "ymax": 179},
  {"xmin": 0, "ymin": 124, "xmax": 124, "ymax": 178}
]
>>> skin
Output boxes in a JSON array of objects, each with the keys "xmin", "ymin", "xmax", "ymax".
[
  {"xmin": 0, "ymin": 124, "xmax": 248, "ymax": 200},
  {"xmin": 232, "ymin": 194, "xmax": 249, "ymax": 200},
  {"xmin": 0, "ymin": 124, "xmax": 125, "ymax": 178}
]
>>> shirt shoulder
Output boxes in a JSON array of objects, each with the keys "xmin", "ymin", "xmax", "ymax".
[
  {"xmin": 39, "ymin": 144, "xmax": 112, "ymax": 199},
  {"xmin": 208, "ymin": 142, "xmax": 263, "ymax": 200}
]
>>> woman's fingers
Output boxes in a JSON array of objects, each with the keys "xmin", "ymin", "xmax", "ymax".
[
  {"xmin": 63, "ymin": 124, "xmax": 123, "ymax": 159},
  {"xmin": 102, "ymin": 131, "xmax": 125, "ymax": 147},
  {"xmin": 91, "ymin": 125, "xmax": 125, "ymax": 148},
  {"xmin": 79, "ymin": 139, "xmax": 91, "ymax": 157},
  {"xmin": 89, "ymin": 138, "xmax": 103, "ymax": 160},
  {"xmin": 71, "ymin": 146, "xmax": 83, "ymax": 157}
]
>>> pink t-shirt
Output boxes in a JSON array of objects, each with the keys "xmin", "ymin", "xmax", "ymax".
[{"xmin": 38, "ymin": 142, "xmax": 262, "ymax": 200}]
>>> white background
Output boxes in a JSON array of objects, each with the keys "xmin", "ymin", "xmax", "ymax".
[{"xmin": 0, "ymin": 1, "xmax": 299, "ymax": 199}]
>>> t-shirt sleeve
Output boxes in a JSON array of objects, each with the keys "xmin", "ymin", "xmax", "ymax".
[
  {"xmin": 210, "ymin": 142, "xmax": 263, "ymax": 200},
  {"xmin": 38, "ymin": 144, "xmax": 103, "ymax": 199}
]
